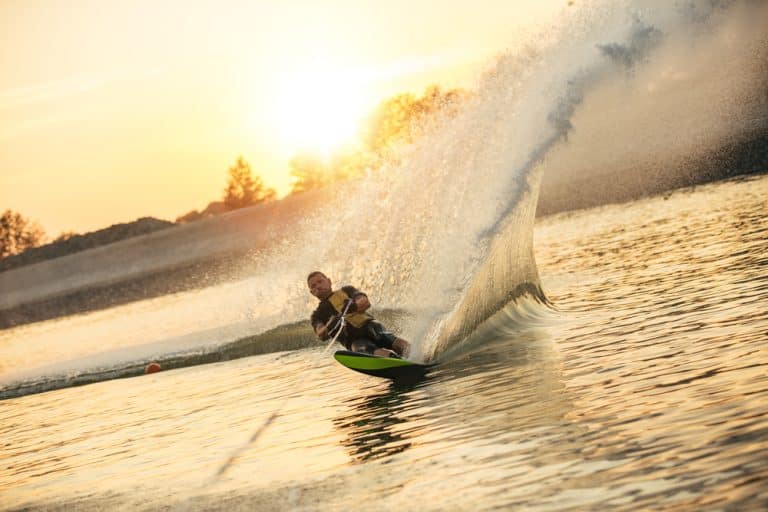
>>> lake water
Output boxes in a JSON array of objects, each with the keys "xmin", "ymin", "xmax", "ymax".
[{"xmin": 2, "ymin": 174, "xmax": 766, "ymax": 511}]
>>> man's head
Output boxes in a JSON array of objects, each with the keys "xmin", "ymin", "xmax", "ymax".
[{"xmin": 307, "ymin": 271, "xmax": 332, "ymax": 300}]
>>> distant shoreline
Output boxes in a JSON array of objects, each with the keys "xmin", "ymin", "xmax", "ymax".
[
  {"xmin": 0, "ymin": 217, "xmax": 175, "ymax": 273},
  {"xmin": 0, "ymin": 130, "xmax": 765, "ymax": 330}
]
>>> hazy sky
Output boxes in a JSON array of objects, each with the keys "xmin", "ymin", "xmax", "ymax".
[{"xmin": 1, "ymin": 0, "xmax": 566, "ymax": 234}]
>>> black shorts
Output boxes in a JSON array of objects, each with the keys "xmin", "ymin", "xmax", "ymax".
[{"xmin": 346, "ymin": 320, "xmax": 398, "ymax": 353}]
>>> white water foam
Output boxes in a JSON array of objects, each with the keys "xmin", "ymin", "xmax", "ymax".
[{"xmin": 218, "ymin": 0, "xmax": 768, "ymax": 361}]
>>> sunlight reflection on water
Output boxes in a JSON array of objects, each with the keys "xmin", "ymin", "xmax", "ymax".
[{"xmin": 1, "ymin": 176, "xmax": 767, "ymax": 511}]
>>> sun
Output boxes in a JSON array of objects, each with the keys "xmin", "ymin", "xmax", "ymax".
[{"xmin": 272, "ymin": 62, "xmax": 371, "ymax": 156}]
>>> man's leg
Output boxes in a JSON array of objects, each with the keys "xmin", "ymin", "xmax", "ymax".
[
  {"xmin": 366, "ymin": 321, "xmax": 411, "ymax": 358},
  {"xmin": 392, "ymin": 338, "xmax": 411, "ymax": 358},
  {"xmin": 350, "ymin": 339, "xmax": 379, "ymax": 355}
]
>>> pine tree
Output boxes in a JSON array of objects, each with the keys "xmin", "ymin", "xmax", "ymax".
[
  {"xmin": 0, "ymin": 209, "xmax": 46, "ymax": 259},
  {"xmin": 223, "ymin": 157, "xmax": 276, "ymax": 210}
]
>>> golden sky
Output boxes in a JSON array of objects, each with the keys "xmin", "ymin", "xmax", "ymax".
[{"xmin": 1, "ymin": 0, "xmax": 565, "ymax": 235}]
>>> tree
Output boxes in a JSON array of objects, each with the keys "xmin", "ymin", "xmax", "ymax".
[
  {"xmin": 362, "ymin": 85, "xmax": 467, "ymax": 159},
  {"xmin": 328, "ymin": 146, "xmax": 370, "ymax": 182},
  {"xmin": 223, "ymin": 157, "xmax": 276, "ymax": 211},
  {"xmin": 286, "ymin": 84, "xmax": 468, "ymax": 194},
  {"xmin": 288, "ymin": 152, "xmax": 330, "ymax": 194},
  {"xmin": 289, "ymin": 147, "xmax": 372, "ymax": 194},
  {"xmin": 175, "ymin": 201, "xmax": 227, "ymax": 223},
  {"xmin": 0, "ymin": 209, "xmax": 46, "ymax": 259},
  {"xmin": 54, "ymin": 231, "xmax": 78, "ymax": 242}
]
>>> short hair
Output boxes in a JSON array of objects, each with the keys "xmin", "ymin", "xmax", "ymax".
[{"xmin": 307, "ymin": 271, "xmax": 327, "ymax": 283}]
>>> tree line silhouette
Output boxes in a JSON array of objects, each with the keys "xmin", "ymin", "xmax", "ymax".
[{"xmin": 1, "ymin": 85, "xmax": 466, "ymax": 258}]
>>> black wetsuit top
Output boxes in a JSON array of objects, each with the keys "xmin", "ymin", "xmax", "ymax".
[{"xmin": 310, "ymin": 286, "xmax": 370, "ymax": 347}]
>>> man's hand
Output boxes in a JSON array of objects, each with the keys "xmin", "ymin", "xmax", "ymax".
[
  {"xmin": 314, "ymin": 323, "xmax": 329, "ymax": 340},
  {"xmin": 354, "ymin": 294, "xmax": 371, "ymax": 313}
]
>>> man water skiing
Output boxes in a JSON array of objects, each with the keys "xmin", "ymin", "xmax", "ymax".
[{"xmin": 307, "ymin": 271, "xmax": 410, "ymax": 358}]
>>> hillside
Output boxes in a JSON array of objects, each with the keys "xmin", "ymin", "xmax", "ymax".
[{"xmin": 0, "ymin": 217, "xmax": 175, "ymax": 272}]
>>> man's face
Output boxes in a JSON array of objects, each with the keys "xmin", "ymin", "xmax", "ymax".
[{"xmin": 308, "ymin": 274, "xmax": 332, "ymax": 300}]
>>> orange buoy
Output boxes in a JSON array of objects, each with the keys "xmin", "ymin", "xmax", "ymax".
[{"xmin": 145, "ymin": 362, "xmax": 162, "ymax": 374}]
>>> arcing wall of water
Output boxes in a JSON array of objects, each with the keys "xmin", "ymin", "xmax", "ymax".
[
  {"xmin": 423, "ymin": 1, "xmax": 768, "ymax": 359},
  {"xmin": 245, "ymin": 1, "xmax": 768, "ymax": 362}
]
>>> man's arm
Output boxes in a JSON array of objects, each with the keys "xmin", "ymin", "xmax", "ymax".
[
  {"xmin": 342, "ymin": 285, "xmax": 371, "ymax": 313},
  {"xmin": 310, "ymin": 302, "xmax": 334, "ymax": 340}
]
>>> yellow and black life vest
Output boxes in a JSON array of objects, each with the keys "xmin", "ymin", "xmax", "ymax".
[{"xmin": 328, "ymin": 289, "xmax": 372, "ymax": 329}]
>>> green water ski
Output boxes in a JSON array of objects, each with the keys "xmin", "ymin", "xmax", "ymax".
[{"xmin": 333, "ymin": 350, "xmax": 434, "ymax": 381}]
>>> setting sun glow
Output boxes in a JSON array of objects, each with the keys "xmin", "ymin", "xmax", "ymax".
[
  {"xmin": 0, "ymin": 1, "xmax": 565, "ymax": 234},
  {"xmin": 272, "ymin": 63, "xmax": 371, "ymax": 156}
]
